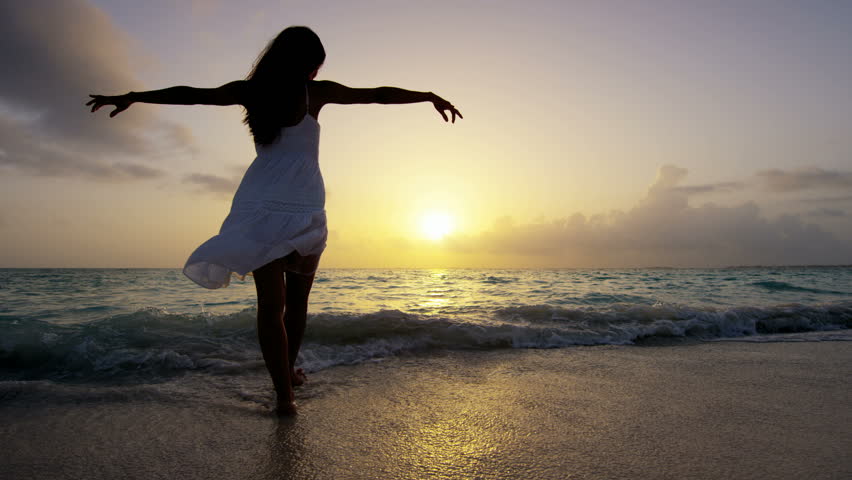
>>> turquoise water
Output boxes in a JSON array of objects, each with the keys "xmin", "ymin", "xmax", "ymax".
[{"xmin": 1, "ymin": 267, "xmax": 850, "ymax": 381}]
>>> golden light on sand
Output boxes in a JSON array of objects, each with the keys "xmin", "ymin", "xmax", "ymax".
[{"xmin": 419, "ymin": 212, "xmax": 455, "ymax": 240}]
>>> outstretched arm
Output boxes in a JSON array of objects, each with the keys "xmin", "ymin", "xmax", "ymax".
[
  {"xmin": 87, "ymin": 81, "xmax": 247, "ymax": 117},
  {"xmin": 315, "ymin": 80, "xmax": 462, "ymax": 123}
]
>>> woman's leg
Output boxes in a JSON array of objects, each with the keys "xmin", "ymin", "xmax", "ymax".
[
  {"xmin": 284, "ymin": 270, "xmax": 316, "ymax": 385},
  {"xmin": 252, "ymin": 259, "xmax": 295, "ymax": 414}
]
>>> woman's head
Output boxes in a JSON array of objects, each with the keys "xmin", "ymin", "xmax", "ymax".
[
  {"xmin": 247, "ymin": 26, "xmax": 325, "ymax": 84},
  {"xmin": 244, "ymin": 26, "xmax": 325, "ymax": 145}
]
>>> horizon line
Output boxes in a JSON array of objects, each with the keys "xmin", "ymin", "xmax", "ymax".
[{"xmin": 1, "ymin": 264, "xmax": 850, "ymax": 270}]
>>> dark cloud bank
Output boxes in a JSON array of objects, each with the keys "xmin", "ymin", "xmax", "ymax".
[
  {"xmin": 756, "ymin": 167, "xmax": 852, "ymax": 193},
  {"xmin": 448, "ymin": 165, "xmax": 852, "ymax": 267},
  {"xmin": 0, "ymin": 1, "xmax": 195, "ymax": 180}
]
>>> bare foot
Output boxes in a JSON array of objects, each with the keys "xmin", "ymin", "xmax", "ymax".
[
  {"xmin": 276, "ymin": 401, "xmax": 298, "ymax": 416},
  {"xmin": 291, "ymin": 368, "xmax": 307, "ymax": 387},
  {"xmin": 275, "ymin": 387, "xmax": 296, "ymax": 415}
]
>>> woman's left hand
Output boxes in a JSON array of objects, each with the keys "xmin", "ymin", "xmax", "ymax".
[
  {"xmin": 432, "ymin": 95, "xmax": 462, "ymax": 123},
  {"xmin": 86, "ymin": 94, "xmax": 133, "ymax": 117}
]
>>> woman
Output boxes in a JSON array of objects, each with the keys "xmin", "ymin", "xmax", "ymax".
[{"xmin": 87, "ymin": 26, "xmax": 461, "ymax": 415}]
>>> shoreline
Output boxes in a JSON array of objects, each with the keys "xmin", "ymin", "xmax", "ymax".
[{"xmin": 2, "ymin": 341, "xmax": 850, "ymax": 479}]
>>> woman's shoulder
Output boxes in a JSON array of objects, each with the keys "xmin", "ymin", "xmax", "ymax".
[
  {"xmin": 307, "ymin": 80, "xmax": 365, "ymax": 106},
  {"xmin": 307, "ymin": 80, "xmax": 329, "ymax": 97},
  {"xmin": 212, "ymin": 80, "xmax": 252, "ymax": 105},
  {"xmin": 308, "ymin": 79, "xmax": 349, "ymax": 94}
]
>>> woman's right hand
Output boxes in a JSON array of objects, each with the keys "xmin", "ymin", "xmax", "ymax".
[
  {"xmin": 432, "ymin": 95, "xmax": 463, "ymax": 123},
  {"xmin": 86, "ymin": 94, "xmax": 133, "ymax": 117}
]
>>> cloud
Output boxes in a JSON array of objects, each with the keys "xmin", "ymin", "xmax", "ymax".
[
  {"xmin": 807, "ymin": 208, "xmax": 847, "ymax": 218},
  {"xmin": 113, "ymin": 163, "xmax": 165, "ymax": 179},
  {"xmin": 0, "ymin": 115, "xmax": 167, "ymax": 179},
  {"xmin": 640, "ymin": 165, "xmax": 745, "ymax": 199},
  {"xmin": 447, "ymin": 165, "xmax": 852, "ymax": 266},
  {"xmin": 0, "ymin": 1, "xmax": 196, "ymax": 180},
  {"xmin": 756, "ymin": 167, "xmax": 852, "ymax": 192},
  {"xmin": 671, "ymin": 181, "xmax": 745, "ymax": 195},
  {"xmin": 182, "ymin": 173, "xmax": 240, "ymax": 194},
  {"xmin": 801, "ymin": 195, "xmax": 852, "ymax": 204}
]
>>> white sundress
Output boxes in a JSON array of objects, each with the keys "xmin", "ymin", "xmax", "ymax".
[{"xmin": 183, "ymin": 93, "xmax": 326, "ymax": 289}]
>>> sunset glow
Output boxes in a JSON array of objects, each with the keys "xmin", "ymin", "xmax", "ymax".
[{"xmin": 1, "ymin": 1, "xmax": 851, "ymax": 268}]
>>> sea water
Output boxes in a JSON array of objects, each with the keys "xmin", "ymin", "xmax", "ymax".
[{"xmin": 1, "ymin": 267, "xmax": 850, "ymax": 384}]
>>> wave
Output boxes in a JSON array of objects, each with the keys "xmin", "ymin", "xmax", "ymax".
[
  {"xmin": 2, "ymin": 301, "xmax": 851, "ymax": 382},
  {"xmin": 750, "ymin": 280, "xmax": 847, "ymax": 295}
]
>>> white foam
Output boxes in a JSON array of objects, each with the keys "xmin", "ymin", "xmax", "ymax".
[{"xmin": 3, "ymin": 301, "xmax": 850, "ymax": 380}]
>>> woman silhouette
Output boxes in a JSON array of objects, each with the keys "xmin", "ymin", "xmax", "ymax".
[{"xmin": 88, "ymin": 26, "xmax": 461, "ymax": 415}]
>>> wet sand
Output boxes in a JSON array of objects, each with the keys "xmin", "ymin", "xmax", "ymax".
[{"xmin": 3, "ymin": 340, "xmax": 851, "ymax": 479}]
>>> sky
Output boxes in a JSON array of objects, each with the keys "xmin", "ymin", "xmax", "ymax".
[{"xmin": 1, "ymin": 0, "xmax": 851, "ymax": 268}]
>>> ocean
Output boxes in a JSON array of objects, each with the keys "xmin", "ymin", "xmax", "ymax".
[
  {"xmin": 3, "ymin": 267, "xmax": 851, "ymax": 479},
  {"xmin": 2, "ymin": 267, "xmax": 850, "ymax": 383}
]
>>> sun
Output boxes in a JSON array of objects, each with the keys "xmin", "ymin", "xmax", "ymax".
[{"xmin": 420, "ymin": 212, "xmax": 455, "ymax": 240}]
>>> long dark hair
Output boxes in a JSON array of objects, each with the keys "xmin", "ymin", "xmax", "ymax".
[{"xmin": 243, "ymin": 26, "xmax": 326, "ymax": 145}]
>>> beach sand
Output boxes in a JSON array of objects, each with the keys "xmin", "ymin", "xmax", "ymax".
[{"xmin": 3, "ymin": 340, "xmax": 850, "ymax": 479}]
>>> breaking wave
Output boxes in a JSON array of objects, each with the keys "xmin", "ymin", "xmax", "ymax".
[{"xmin": 2, "ymin": 301, "xmax": 851, "ymax": 381}]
